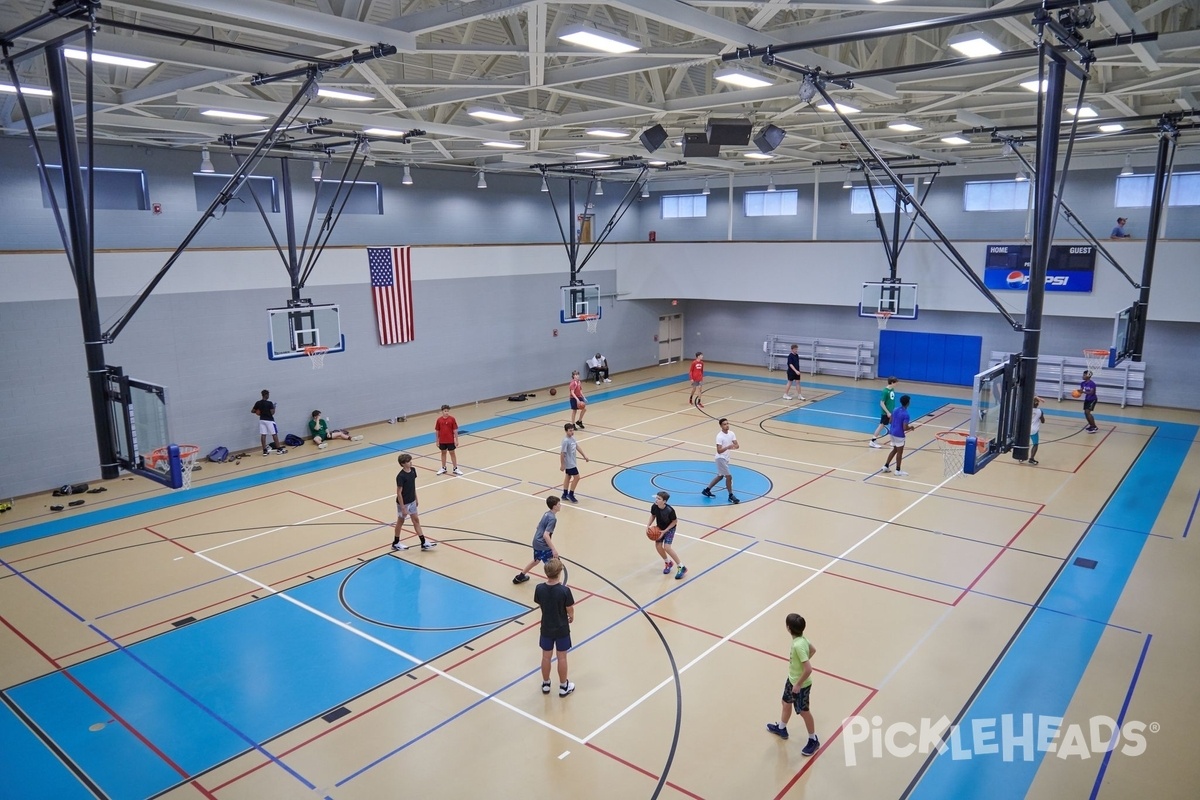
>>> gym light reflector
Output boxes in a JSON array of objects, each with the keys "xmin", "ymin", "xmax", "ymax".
[
  {"xmin": 558, "ymin": 25, "xmax": 640, "ymax": 54},
  {"xmin": 888, "ymin": 120, "xmax": 922, "ymax": 132},
  {"xmin": 468, "ymin": 106, "xmax": 524, "ymax": 122},
  {"xmin": 744, "ymin": 152, "xmax": 774, "ymax": 160},
  {"xmin": 947, "ymin": 33, "xmax": 1002, "ymax": 58},
  {"xmin": 1066, "ymin": 104, "xmax": 1099, "ymax": 118},
  {"xmin": 1099, "ymin": 123, "xmax": 1124, "ymax": 133},
  {"xmin": 363, "ymin": 127, "xmax": 407, "ymax": 137},
  {"xmin": 0, "ymin": 83, "xmax": 52, "ymax": 96},
  {"xmin": 483, "ymin": 141, "xmax": 525, "ymax": 149},
  {"xmin": 201, "ymin": 109, "xmax": 268, "ymax": 121},
  {"xmin": 586, "ymin": 129, "xmax": 629, "ymax": 138},
  {"xmin": 714, "ymin": 69, "xmax": 773, "ymax": 89},
  {"xmin": 941, "ymin": 135, "xmax": 971, "ymax": 145},
  {"xmin": 816, "ymin": 102, "xmax": 860, "ymax": 114},
  {"xmin": 1020, "ymin": 79, "xmax": 1048, "ymax": 93},
  {"xmin": 64, "ymin": 48, "xmax": 156, "ymax": 69},
  {"xmin": 317, "ymin": 88, "xmax": 374, "ymax": 102}
]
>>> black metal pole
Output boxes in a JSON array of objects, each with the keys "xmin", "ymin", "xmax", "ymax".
[
  {"xmin": 1013, "ymin": 51, "xmax": 1067, "ymax": 461},
  {"xmin": 46, "ymin": 45, "xmax": 118, "ymax": 479},
  {"xmin": 568, "ymin": 179, "xmax": 579, "ymax": 284},
  {"xmin": 1131, "ymin": 130, "xmax": 1174, "ymax": 361},
  {"xmin": 890, "ymin": 173, "xmax": 903, "ymax": 280},
  {"xmin": 281, "ymin": 158, "xmax": 301, "ymax": 302}
]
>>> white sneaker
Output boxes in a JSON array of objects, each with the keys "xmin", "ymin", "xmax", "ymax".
[
  {"xmin": 436, "ymin": 468, "xmax": 447, "ymax": 475},
  {"xmin": 453, "ymin": 468, "xmax": 464, "ymax": 476},
  {"xmin": 391, "ymin": 541, "xmax": 408, "ymax": 551},
  {"xmin": 797, "ymin": 395, "xmax": 806, "ymax": 401},
  {"xmin": 895, "ymin": 470, "xmax": 909, "ymax": 477},
  {"xmin": 317, "ymin": 442, "xmax": 327, "ymax": 449},
  {"xmin": 351, "ymin": 435, "xmax": 363, "ymax": 442},
  {"xmin": 604, "ymin": 378, "xmax": 611, "ymax": 383},
  {"xmin": 596, "ymin": 380, "xmax": 601, "ymax": 384},
  {"xmin": 881, "ymin": 465, "xmax": 891, "ymax": 472},
  {"xmin": 869, "ymin": 440, "xmax": 882, "ymax": 449},
  {"xmin": 783, "ymin": 395, "xmax": 792, "ymax": 400}
]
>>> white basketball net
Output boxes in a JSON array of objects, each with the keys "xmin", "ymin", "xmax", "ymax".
[
  {"xmin": 580, "ymin": 315, "xmax": 599, "ymax": 334},
  {"xmin": 1083, "ymin": 349, "xmax": 1108, "ymax": 373},
  {"xmin": 935, "ymin": 433, "xmax": 972, "ymax": 479},
  {"xmin": 178, "ymin": 447, "xmax": 200, "ymax": 490},
  {"xmin": 304, "ymin": 346, "xmax": 328, "ymax": 369},
  {"xmin": 876, "ymin": 311, "xmax": 892, "ymax": 330}
]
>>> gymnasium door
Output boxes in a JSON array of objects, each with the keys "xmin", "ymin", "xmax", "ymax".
[{"xmin": 658, "ymin": 314, "xmax": 683, "ymax": 364}]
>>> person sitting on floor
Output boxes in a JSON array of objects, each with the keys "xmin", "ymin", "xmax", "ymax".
[{"xmin": 309, "ymin": 410, "xmax": 364, "ymax": 449}]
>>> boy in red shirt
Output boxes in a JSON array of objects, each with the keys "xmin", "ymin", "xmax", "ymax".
[
  {"xmin": 688, "ymin": 352, "xmax": 705, "ymax": 408},
  {"xmin": 434, "ymin": 404, "xmax": 463, "ymax": 475},
  {"xmin": 569, "ymin": 370, "xmax": 587, "ymax": 429}
]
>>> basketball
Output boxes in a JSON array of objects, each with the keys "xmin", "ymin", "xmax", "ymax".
[
  {"xmin": 646, "ymin": 525, "xmax": 662, "ymax": 541},
  {"xmin": 1072, "ymin": 389, "xmax": 1082, "ymax": 398},
  {"xmin": 549, "ymin": 387, "xmax": 557, "ymax": 396}
]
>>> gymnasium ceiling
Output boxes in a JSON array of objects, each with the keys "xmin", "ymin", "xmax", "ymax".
[{"xmin": 2, "ymin": 0, "xmax": 1198, "ymax": 180}]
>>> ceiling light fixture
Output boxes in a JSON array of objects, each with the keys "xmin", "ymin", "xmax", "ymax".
[
  {"xmin": 311, "ymin": 160, "xmax": 323, "ymax": 181},
  {"xmin": 595, "ymin": 179, "xmax": 604, "ymax": 196},
  {"xmin": 1015, "ymin": 171, "xmax": 1027, "ymax": 182},
  {"xmin": 1019, "ymin": 79, "xmax": 1048, "ymax": 93},
  {"xmin": 477, "ymin": 170, "xmax": 487, "ymax": 189},
  {"xmin": 946, "ymin": 32, "xmax": 1002, "ymax": 58},
  {"xmin": 363, "ymin": 127, "xmax": 407, "ymax": 137},
  {"xmin": 558, "ymin": 24, "xmax": 640, "ymax": 54},
  {"xmin": 888, "ymin": 120, "xmax": 922, "ymax": 132},
  {"xmin": 816, "ymin": 102, "xmax": 860, "ymax": 114},
  {"xmin": 798, "ymin": 75, "xmax": 818, "ymax": 104},
  {"xmin": 575, "ymin": 151, "xmax": 607, "ymax": 159},
  {"xmin": 540, "ymin": 174, "xmax": 549, "ymax": 192},
  {"xmin": 641, "ymin": 182, "xmax": 650, "ymax": 199},
  {"xmin": 1066, "ymin": 104, "xmax": 1099, "ymax": 118},
  {"xmin": 63, "ymin": 48, "xmax": 156, "ymax": 69},
  {"xmin": 468, "ymin": 106, "xmax": 524, "ymax": 123},
  {"xmin": 941, "ymin": 135, "xmax": 971, "ymax": 145},
  {"xmin": 842, "ymin": 173, "xmax": 853, "ymax": 189},
  {"xmin": 648, "ymin": 159, "xmax": 667, "ymax": 166},
  {"xmin": 199, "ymin": 146, "xmax": 215, "ymax": 173},
  {"xmin": 1098, "ymin": 123, "xmax": 1124, "ymax": 133},
  {"xmin": 0, "ymin": 83, "xmax": 53, "ymax": 97},
  {"xmin": 202, "ymin": 109, "xmax": 268, "ymax": 121},
  {"xmin": 402, "ymin": 165, "xmax": 413, "ymax": 185},
  {"xmin": 317, "ymin": 87, "xmax": 374, "ymax": 102},
  {"xmin": 745, "ymin": 152, "xmax": 774, "ymax": 160},
  {"xmin": 482, "ymin": 141, "xmax": 524, "ymax": 149},
  {"xmin": 714, "ymin": 68, "xmax": 773, "ymax": 89},
  {"xmin": 1120, "ymin": 155, "xmax": 1133, "ymax": 176},
  {"xmin": 586, "ymin": 129, "xmax": 629, "ymax": 139}
]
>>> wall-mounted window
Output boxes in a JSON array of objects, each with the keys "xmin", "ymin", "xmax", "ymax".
[
  {"xmin": 744, "ymin": 189, "xmax": 798, "ymax": 217},
  {"xmin": 1115, "ymin": 171, "xmax": 1200, "ymax": 208},
  {"xmin": 317, "ymin": 180, "xmax": 383, "ymax": 214},
  {"xmin": 850, "ymin": 185, "xmax": 914, "ymax": 215},
  {"xmin": 194, "ymin": 173, "xmax": 279, "ymax": 213},
  {"xmin": 40, "ymin": 165, "xmax": 149, "ymax": 210},
  {"xmin": 661, "ymin": 193, "xmax": 707, "ymax": 219},
  {"xmin": 963, "ymin": 179, "xmax": 1030, "ymax": 212}
]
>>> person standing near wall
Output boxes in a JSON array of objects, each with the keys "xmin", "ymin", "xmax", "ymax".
[
  {"xmin": 783, "ymin": 344, "xmax": 806, "ymax": 401},
  {"xmin": 252, "ymin": 389, "xmax": 287, "ymax": 455},
  {"xmin": 688, "ymin": 352, "xmax": 706, "ymax": 408}
]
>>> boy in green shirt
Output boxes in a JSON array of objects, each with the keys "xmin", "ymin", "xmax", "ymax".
[{"xmin": 767, "ymin": 613, "xmax": 820, "ymax": 756}]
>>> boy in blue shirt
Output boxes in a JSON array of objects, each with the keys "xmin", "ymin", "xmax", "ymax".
[
  {"xmin": 514, "ymin": 496, "xmax": 561, "ymax": 584},
  {"xmin": 881, "ymin": 394, "xmax": 914, "ymax": 476}
]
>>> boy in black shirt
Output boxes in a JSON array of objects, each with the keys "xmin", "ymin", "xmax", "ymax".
[
  {"xmin": 392, "ymin": 453, "xmax": 436, "ymax": 552},
  {"xmin": 251, "ymin": 389, "xmax": 287, "ymax": 455},
  {"xmin": 649, "ymin": 490, "xmax": 686, "ymax": 580},
  {"xmin": 534, "ymin": 557, "xmax": 575, "ymax": 697}
]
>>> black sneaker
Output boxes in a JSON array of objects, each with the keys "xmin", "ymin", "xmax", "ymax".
[
  {"xmin": 559, "ymin": 681, "xmax": 575, "ymax": 697},
  {"xmin": 728, "ymin": 495, "xmax": 740, "ymax": 504},
  {"xmin": 801, "ymin": 737, "xmax": 820, "ymax": 757},
  {"xmin": 701, "ymin": 488, "xmax": 714, "ymax": 498},
  {"xmin": 542, "ymin": 681, "xmax": 551, "ymax": 695},
  {"xmin": 262, "ymin": 448, "xmax": 270, "ymax": 457},
  {"xmin": 420, "ymin": 540, "xmax": 438, "ymax": 550},
  {"xmin": 767, "ymin": 723, "xmax": 789, "ymax": 740},
  {"xmin": 575, "ymin": 421, "xmax": 585, "ymax": 429},
  {"xmin": 513, "ymin": 573, "xmax": 529, "ymax": 584}
]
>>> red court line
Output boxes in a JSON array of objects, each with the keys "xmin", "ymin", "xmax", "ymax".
[
  {"xmin": 145, "ymin": 525, "xmax": 199, "ymax": 556},
  {"xmin": 700, "ymin": 469, "xmax": 834, "ymax": 540},
  {"xmin": 773, "ymin": 688, "xmax": 878, "ymax": 800},
  {"xmin": 0, "ymin": 613, "xmax": 218, "ymax": 799},
  {"xmin": 825, "ymin": 569, "xmax": 953, "ymax": 607},
  {"xmin": 1073, "ymin": 426, "xmax": 1116, "ymax": 474},
  {"xmin": 952, "ymin": 504, "xmax": 1045, "ymax": 606},
  {"xmin": 586, "ymin": 742, "xmax": 706, "ymax": 800}
]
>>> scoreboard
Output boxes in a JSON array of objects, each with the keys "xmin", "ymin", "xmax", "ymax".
[{"xmin": 983, "ymin": 244, "xmax": 1096, "ymax": 292}]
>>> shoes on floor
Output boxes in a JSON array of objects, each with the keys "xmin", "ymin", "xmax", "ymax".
[
  {"xmin": 869, "ymin": 440, "xmax": 882, "ymax": 449},
  {"xmin": 662, "ymin": 561, "xmax": 673, "ymax": 575},
  {"xmin": 604, "ymin": 378, "xmax": 611, "ymax": 383},
  {"xmin": 728, "ymin": 495, "xmax": 740, "ymax": 504},
  {"xmin": 351, "ymin": 435, "xmax": 364, "ymax": 441},
  {"xmin": 797, "ymin": 395, "xmax": 806, "ymax": 401},
  {"xmin": 701, "ymin": 488, "xmax": 715, "ymax": 498},
  {"xmin": 675, "ymin": 565, "xmax": 688, "ymax": 580},
  {"xmin": 262, "ymin": 449, "xmax": 270, "ymax": 456},
  {"xmin": 513, "ymin": 573, "xmax": 529, "ymax": 584},
  {"xmin": 881, "ymin": 465, "xmax": 892, "ymax": 472},
  {"xmin": 274, "ymin": 448, "xmax": 287, "ymax": 455},
  {"xmin": 696, "ymin": 401, "xmax": 704, "ymax": 409},
  {"xmin": 421, "ymin": 540, "xmax": 438, "ymax": 550},
  {"xmin": 801, "ymin": 737, "xmax": 821, "ymax": 757},
  {"xmin": 559, "ymin": 681, "xmax": 575, "ymax": 697},
  {"xmin": 596, "ymin": 380, "xmax": 601, "ymax": 384},
  {"xmin": 783, "ymin": 394, "xmax": 792, "ymax": 400},
  {"xmin": 453, "ymin": 467, "xmax": 464, "ymax": 476},
  {"xmin": 895, "ymin": 470, "xmax": 909, "ymax": 477},
  {"xmin": 542, "ymin": 681, "xmax": 552, "ymax": 695},
  {"xmin": 767, "ymin": 723, "xmax": 789, "ymax": 740},
  {"xmin": 436, "ymin": 467, "xmax": 447, "ymax": 475},
  {"xmin": 575, "ymin": 421, "xmax": 585, "ymax": 429},
  {"xmin": 317, "ymin": 442, "xmax": 327, "ymax": 449},
  {"xmin": 1028, "ymin": 459, "xmax": 1039, "ymax": 465},
  {"xmin": 564, "ymin": 492, "xmax": 578, "ymax": 503},
  {"xmin": 391, "ymin": 541, "xmax": 408, "ymax": 551},
  {"xmin": 1087, "ymin": 426, "xmax": 1099, "ymax": 433}
]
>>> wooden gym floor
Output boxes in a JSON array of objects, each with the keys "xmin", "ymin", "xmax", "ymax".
[{"xmin": 1, "ymin": 363, "xmax": 1198, "ymax": 800}]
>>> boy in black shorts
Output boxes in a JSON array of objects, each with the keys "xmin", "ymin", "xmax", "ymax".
[
  {"xmin": 391, "ymin": 453, "xmax": 436, "ymax": 551},
  {"xmin": 534, "ymin": 557, "xmax": 575, "ymax": 697},
  {"xmin": 767, "ymin": 613, "xmax": 820, "ymax": 756},
  {"xmin": 514, "ymin": 496, "xmax": 561, "ymax": 584}
]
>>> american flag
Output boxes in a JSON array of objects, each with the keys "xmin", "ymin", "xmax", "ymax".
[{"xmin": 367, "ymin": 246, "xmax": 415, "ymax": 345}]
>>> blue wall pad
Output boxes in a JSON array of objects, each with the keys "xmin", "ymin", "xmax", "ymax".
[
  {"xmin": 3, "ymin": 559, "xmax": 529, "ymax": 800},
  {"xmin": 611, "ymin": 460, "xmax": 773, "ymax": 506},
  {"xmin": 879, "ymin": 330, "xmax": 983, "ymax": 386}
]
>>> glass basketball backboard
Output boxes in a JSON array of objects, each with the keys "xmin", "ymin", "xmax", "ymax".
[
  {"xmin": 967, "ymin": 354, "xmax": 1021, "ymax": 474},
  {"xmin": 1109, "ymin": 303, "xmax": 1141, "ymax": 368},
  {"xmin": 105, "ymin": 367, "xmax": 175, "ymax": 487},
  {"xmin": 859, "ymin": 280, "xmax": 918, "ymax": 319},
  {"xmin": 267, "ymin": 302, "xmax": 345, "ymax": 360},
  {"xmin": 560, "ymin": 284, "xmax": 601, "ymax": 324}
]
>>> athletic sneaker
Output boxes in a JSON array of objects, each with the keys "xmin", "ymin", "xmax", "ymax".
[
  {"xmin": 595, "ymin": 380, "xmax": 601, "ymax": 385},
  {"xmin": 801, "ymin": 737, "xmax": 820, "ymax": 757},
  {"xmin": 696, "ymin": 401, "xmax": 704, "ymax": 409},
  {"xmin": 767, "ymin": 723, "xmax": 789, "ymax": 740},
  {"xmin": 565, "ymin": 492, "xmax": 578, "ymax": 503},
  {"xmin": 797, "ymin": 395, "xmax": 806, "ymax": 401},
  {"xmin": 869, "ymin": 440, "xmax": 882, "ymax": 449},
  {"xmin": 274, "ymin": 448, "xmax": 287, "ymax": 455},
  {"xmin": 559, "ymin": 681, "xmax": 575, "ymax": 697},
  {"xmin": 603, "ymin": 378, "xmax": 611, "ymax": 383},
  {"xmin": 662, "ymin": 561, "xmax": 673, "ymax": 575},
  {"xmin": 575, "ymin": 421, "xmax": 585, "ymax": 429},
  {"xmin": 1028, "ymin": 459, "xmax": 1039, "ymax": 466},
  {"xmin": 895, "ymin": 470, "xmax": 909, "ymax": 477},
  {"xmin": 436, "ymin": 467, "xmax": 447, "ymax": 475},
  {"xmin": 317, "ymin": 442, "xmax": 328, "ymax": 449},
  {"xmin": 728, "ymin": 495, "xmax": 740, "ymax": 504},
  {"xmin": 542, "ymin": 681, "xmax": 552, "ymax": 695},
  {"xmin": 453, "ymin": 467, "xmax": 464, "ymax": 476},
  {"xmin": 1087, "ymin": 426, "xmax": 1099, "ymax": 433},
  {"xmin": 881, "ymin": 464, "xmax": 892, "ymax": 472},
  {"xmin": 513, "ymin": 573, "xmax": 529, "ymax": 584},
  {"xmin": 675, "ymin": 565, "xmax": 688, "ymax": 580},
  {"xmin": 262, "ymin": 448, "xmax": 270, "ymax": 456},
  {"xmin": 351, "ymin": 435, "xmax": 364, "ymax": 442},
  {"xmin": 783, "ymin": 394, "xmax": 792, "ymax": 400},
  {"xmin": 420, "ymin": 540, "xmax": 437, "ymax": 550},
  {"xmin": 391, "ymin": 541, "xmax": 408, "ymax": 551},
  {"xmin": 701, "ymin": 488, "xmax": 715, "ymax": 498}
]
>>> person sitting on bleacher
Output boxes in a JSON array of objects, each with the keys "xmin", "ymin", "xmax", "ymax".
[{"xmin": 587, "ymin": 353, "xmax": 611, "ymax": 384}]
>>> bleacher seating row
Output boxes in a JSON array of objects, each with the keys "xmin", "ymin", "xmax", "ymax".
[
  {"xmin": 988, "ymin": 350, "xmax": 1145, "ymax": 408},
  {"xmin": 764, "ymin": 334, "xmax": 876, "ymax": 381}
]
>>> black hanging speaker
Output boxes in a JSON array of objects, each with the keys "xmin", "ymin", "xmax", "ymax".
[
  {"xmin": 754, "ymin": 124, "xmax": 786, "ymax": 153},
  {"xmin": 682, "ymin": 133, "xmax": 720, "ymax": 157},
  {"xmin": 705, "ymin": 117, "xmax": 752, "ymax": 146},
  {"xmin": 639, "ymin": 124, "xmax": 668, "ymax": 153}
]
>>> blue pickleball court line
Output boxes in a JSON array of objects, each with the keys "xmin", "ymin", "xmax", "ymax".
[
  {"xmin": 610, "ymin": 459, "xmax": 773, "ymax": 506},
  {"xmin": 909, "ymin": 420, "xmax": 1195, "ymax": 800},
  {"xmin": 3, "ymin": 558, "xmax": 530, "ymax": 800},
  {"xmin": 0, "ymin": 700, "xmax": 98, "ymax": 800}
]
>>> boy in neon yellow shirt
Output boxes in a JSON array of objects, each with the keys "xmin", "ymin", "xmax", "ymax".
[{"xmin": 767, "ymin": 613, "xmax": 820, "ymax": 756}]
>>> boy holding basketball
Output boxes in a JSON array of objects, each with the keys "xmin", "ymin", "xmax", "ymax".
[
  {"xmin": 534, "ymin": 557, "xmax": 575, "ymax": 697},
  {"xmin": 688, "ymin": 352, "xmax": 705, "ymax": 408},
  {"xmin": 434, "ymin": 404, "xmax": 463, "ymax": 475},
  {"xmin": 648, "ymin": 490, "xmax": 686, "ymax": 580},
  {"xmin": 766, "ymin": 613, "xmax": 820, "ymax": 756},
  {"xmin": 881, "ymin": 394, "xmax": 914, "ymax": 476},
  {"xmin": 514, "ymin": 496, "xmax": 561, "ymax": 584},
  {"xmin": 392, "ymin": 453, "xmax": 436, "ymax": 551},
  {"xmin": 1080, "ymin": 371, "xmax": 1099, "ymax": 432},
  {"xmin": 560, "ymin": 423, "xmax": 589, "ymax": 503},
  {"xmin": 569, "ymin": 370, "xmax": 587, "ymax": 429}
]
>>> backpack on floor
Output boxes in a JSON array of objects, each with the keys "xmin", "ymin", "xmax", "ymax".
[
  {"xmin": 284, "ymin": 433, "xmax": 305, "ymax": 447},
  {"xmin": 207, "ymin": 446, "xmax": 230, "ymax": 463}
]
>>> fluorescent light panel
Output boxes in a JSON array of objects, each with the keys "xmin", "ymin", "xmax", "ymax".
[
  {"xmin": 744, "ymin": 152, "xmax": 774, "ymax": 159},
  {"xmin": 483, "ymin": 141, "xmax": 524, "ymax": 149},
  {"xmin": 202, "ymin": 109, "xmax": 268, "ymax": 121},
  {"xmin": 941, "ymin": 135, "xmax": 971, "ymax": 145},
  {"xmin": 468, "ymin": 106, "xmax": 523, "ymax": 122},
  {"xmin": 317, "ymin": 88, "xmax": 374, "ymax": 102},
  {"xmin": 1020, "ymin": 79, "xmax": 1048, "ymax": 93},
  {"xmin": 714, "ymin": 68, "xmax": 773, "ymax": 89},
  {"xmin": 363, "ymin": 127, "xmax": 408, "ymax": 137},
  {"xmin": 816, "ymin": 102, "xmax": 860, "ymax": 114},
  {"xmin": 947, "ymin": 33, "xmax": 1002, "ymax": 58},
  {"xmin": 558, "ymin": 25, "xmax": 640, "ymax": 54},
  {"xmin": 1066, "ymin": 104, "xmax": 1099, "ymax": 118},
  {"xmin": 0, "ymin": 83, "xmax": 52, "ymax": 97},
  {"xmin": 1098, "ymin": 123, "xmax": 1124, "ymax": 133},
  {"xmin": 888, "ymin": 120, "xmax": 922, "ymax": 132},
  {"xmin": 586, "ymin": 129, "xmax": 629, "ymax": 138},
  {"xmin": 575, "ymin": 151, "xmax": 608, "ymax": 159},
  {"xmin": 63, "ymin": 48, "xmax": 156, "ymax": 69}
]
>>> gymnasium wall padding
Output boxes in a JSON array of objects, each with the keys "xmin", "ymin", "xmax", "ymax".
[{"xmin": 878, "ymin": 330, "xmax": 983, "ymax": 386}]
